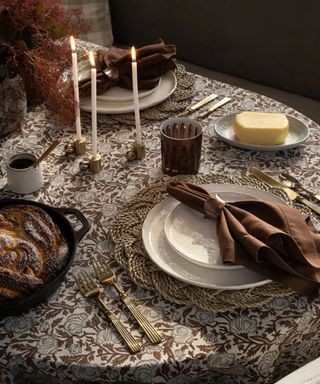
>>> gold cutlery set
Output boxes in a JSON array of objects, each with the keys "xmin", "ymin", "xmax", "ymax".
[
  {"xmin": 179, "ymin": 93, "xmax": 232, "ymax": 118},
  {"xmin": 251, "ymin": 167, "xmax": 320, "ymax": 215},
  {"xmin": 74, "ymin": 257, "xmax": 162, "ymax": 353}
]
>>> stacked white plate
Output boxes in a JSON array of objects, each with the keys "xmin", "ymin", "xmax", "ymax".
[
  {"xmin": 142, "ymin": 184, "xmax": 283, "ymax": 290},
  {"xmin": 78, "ymin": 61, "xmax": 177, "ymax": 114}
]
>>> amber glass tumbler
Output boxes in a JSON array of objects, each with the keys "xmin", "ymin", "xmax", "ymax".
[{"xmin": 160, "ymin": 117, "xmax": 202, "ymax": 176}]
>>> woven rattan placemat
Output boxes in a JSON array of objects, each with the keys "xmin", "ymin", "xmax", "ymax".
[
  {"xmin": 110, "ymin": 174, "xmax": 294, "ymax": 312},
  {"xmin": 97, "ymin": 64, "xmax": 196, "ymax": 125}
]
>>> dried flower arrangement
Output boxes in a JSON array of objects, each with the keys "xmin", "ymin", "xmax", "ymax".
[{"xmin": 0, "ymin": 0, "xmax": 88, "ymax": 125}]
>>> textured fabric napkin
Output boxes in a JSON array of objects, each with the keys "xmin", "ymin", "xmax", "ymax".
[
  {"xmin": 79, "ymin": 39, "xmax": 176, "ymax": 96},
  {"xmin": 167, "ymin": 181, "xmax": 320, "ymax": 296}
]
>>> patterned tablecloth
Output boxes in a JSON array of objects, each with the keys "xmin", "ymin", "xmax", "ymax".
[{"xmin": 0, "ymin": 67, "xmax": 320, "ymax": 384}]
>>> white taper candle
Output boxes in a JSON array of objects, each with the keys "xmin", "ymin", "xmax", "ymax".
[
  {"xmin": 89, "ymin": 51, "xmax": 98, "ymax": 158},
  {"xmin": 131, "ymin": 47, "xmax": 142, "ymax": 145},
  {"xmin": 70, "ymin": 36, "xmax": 81, "ymax": 141}
]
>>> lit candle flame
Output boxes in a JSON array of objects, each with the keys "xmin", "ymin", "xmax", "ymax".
[
  {"xmin": 88, "ymin": 51, "xmax": 95, "ymax": 67},
  {"xmin": 70, "ymin": 36, "xmax": 76, "ymax": 51},
  {"xmin": 131, "ymin": 46, "xmax": 136, "ymax": 62}
]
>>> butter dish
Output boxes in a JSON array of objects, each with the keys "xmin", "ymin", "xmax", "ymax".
[{"xmin": 214, "ymin": 112, "xmax": 309, "ymax": 151}]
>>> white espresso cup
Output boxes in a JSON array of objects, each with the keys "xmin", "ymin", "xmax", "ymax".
[{"xmin": 6, "ymin": 153, "xmax": 43, "ymax": 194}]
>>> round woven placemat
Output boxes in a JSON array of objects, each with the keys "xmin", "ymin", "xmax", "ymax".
[
  {"xmin": 97, "ymin": 64, "xmax": 196, "ymax": 125},
  {"xmin": 110, "ymin": 174, "xmax": 295, "ymax": 312}
]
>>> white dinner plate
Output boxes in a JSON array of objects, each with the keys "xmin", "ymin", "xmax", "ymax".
[
  {"xmin": 142, "ymin": 184, "xmax": 285, "ymax": 290},
  {"xmin": 78, "ymin": 60, "xmax": 161, "ymax": 102},
  {"xmin": 214, "ymin": 113, "xmax": 309, "ymax": 151},
  {"xmin": 97, "ymin": 79, "xmax": 161, "ymax": 102},
  {"xmin": 80, "ymin": 70, "xmax": 177, "ymax": 114}
]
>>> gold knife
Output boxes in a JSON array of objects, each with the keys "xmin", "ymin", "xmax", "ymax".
[
  {"xmin": 197, "ymin": 96, "xmax": 232, "ymax": 119},
  {"xmin": 178, "ymin": 94, "xmax": 218, "ymax": 116},
  {"xmin": 250, "ymin": 167, "xmax": 320, "ymax": 215}
]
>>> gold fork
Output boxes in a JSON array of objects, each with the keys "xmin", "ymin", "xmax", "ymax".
[
  {"xmin": 74, "ymin": 271, "xmax": 141, "ymax": 353},
  {"xmin": 92, "ymin": 257, "xmax": 162, "ymax": 344}
]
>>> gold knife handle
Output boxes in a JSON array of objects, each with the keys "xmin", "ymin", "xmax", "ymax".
[
  {"xmin": 118, "ymin": 292, "xmax": 162, "ymax": 344},
  {"xmin": 296, "ymin": 197, "xmax": 320, "ymax": 215},
  {"xmin": 178, "ymin": 94, "xmax": 218, "ymax": 117},
  {"xmin": 198, "ymin": 97, "xmax": 231, "ymax": 119},
  {"xmin": 178, "ymin": 109, "xmax": 191, "ymax": 117},
  {"xmin": 96, "ymin": 297, "xmax": 141, "ymax": 353}
]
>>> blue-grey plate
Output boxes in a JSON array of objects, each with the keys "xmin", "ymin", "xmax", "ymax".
[{"xmin": 214, "ymin": 113, "xmax": 309, "ymax": 151}]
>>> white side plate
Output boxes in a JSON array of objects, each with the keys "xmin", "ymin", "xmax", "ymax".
[
  {"xmin": 214, "ymin": 113, "xmax": 309, "ymax": 151},
  {"xmin": 164, "ymin": 203, "xmax": 242, "ymax": 269},
  {"xmin": 142, "ymin": 184, "xmax": 285, "ymax": 290},
  {"xmin": 78, "ymin": 61, "xmax": 161, "ymax": 101},
  {"xmin": 80, "ymin": 71, "xmax": 177, "ymax": 114}
]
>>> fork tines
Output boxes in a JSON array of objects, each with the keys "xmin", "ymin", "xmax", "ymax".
[{"xmin": 74, "ymin": 271, "xmax": 101, "ymax": 298}]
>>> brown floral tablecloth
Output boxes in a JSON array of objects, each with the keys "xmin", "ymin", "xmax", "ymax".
[{"xmin": 1, "ymin": 67, "xmax": 320, "ymax": 384}]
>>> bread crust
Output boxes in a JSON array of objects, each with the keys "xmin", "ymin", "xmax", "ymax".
[{"xmin": 0, "ymin": 205, "xmax": 69, "ymax": 301}]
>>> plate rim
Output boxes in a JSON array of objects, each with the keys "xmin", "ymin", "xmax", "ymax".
[
  {"xmin": 80, "ymin": 70, "xmax": 177, "ymax": 114},
  {"xmin": 142, "ymin": 184, "xmax": 280, "ymax": 290},
  {"xmin": 214, "ymin": 113, "xmax": 310, "ymax": 151}
]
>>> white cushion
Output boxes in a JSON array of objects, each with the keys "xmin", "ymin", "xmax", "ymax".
[
  {"xmin": 275, "ymin": 357, "xmax": 320, "ymax": 384},
  {"xmin": 61, "ymin": 0, "xmax": 113, "ymax": 47}
]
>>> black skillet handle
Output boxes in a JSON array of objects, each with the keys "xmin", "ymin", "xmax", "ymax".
[{"xmin": 56, "ymin": 207, "xmax": 90, "ymax": 243}]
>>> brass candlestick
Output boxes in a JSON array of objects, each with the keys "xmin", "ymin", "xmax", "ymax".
[
  {"xmin": 65, "ymin": 143, "xmax": 75, "ymax": 157},
  {"xmin": 74, "ymin": 137, "xmax": 86, "ymax": 155},
  {"xmin": 125, "ymin": 140, "xmax": 146, "ymax": 161},
  {"xmin": 65, "ymin": 137, "xmax": 87, "ymax": 157},
  {"xmin": 88, "ymin": 153, "xmax": 102, "ymax": 173},
  {"xmin": 79, "ymin": 159, "xmax": 90, "ymax": 172}
]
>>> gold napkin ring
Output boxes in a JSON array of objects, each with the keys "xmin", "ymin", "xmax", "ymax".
[{"xmin": 204, "ymin": 194, "xmax": 225, "ymax": 220}]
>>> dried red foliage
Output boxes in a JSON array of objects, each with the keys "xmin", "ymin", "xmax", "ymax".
[{"xmin": 0, "ymin": 0, "xmax": 89, "ymax": 125}]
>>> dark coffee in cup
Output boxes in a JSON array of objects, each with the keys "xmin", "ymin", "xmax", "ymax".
[{"xmin": 9, "ymin": 158, "xmax": 34, "ymax": 169}]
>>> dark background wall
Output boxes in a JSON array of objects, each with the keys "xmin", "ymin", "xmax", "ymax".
[{"xmin": 109, "ymin": 0, "xmax": 320, "ymax": 101}]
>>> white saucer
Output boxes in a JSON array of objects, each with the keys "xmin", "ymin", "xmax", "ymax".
[
  {"xmin": 142, "ymin": 184, "xmax": 284, "ymax": 290},
  {"xmin": 214, "ymin": 113, "xmax": 309, "ymax": 151}
]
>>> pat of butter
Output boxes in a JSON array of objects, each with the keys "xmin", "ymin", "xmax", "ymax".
[{"xmin": 233, "ymin": 112, "xmax": 289, "ymax": 145}]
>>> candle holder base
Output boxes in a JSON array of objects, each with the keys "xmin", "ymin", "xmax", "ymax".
[
  {"xmin": 65, "ymin": 138, "xmax": 86, "ymax": 158},
  {"xmin": 74, "ymin": 137, "xmax": 86, "ymax": 155},
  {"xmin": 79, "ymin": 159, "xmax": 90, "ymax": 172},
  {"xmin": 65, "ymin": 143, "xmax": 76, "ymax": 157},
  {"xmin": 126, "ymin": 141, "xmax": 146, "ymax": 161},
  {"xmin": 89, "ymin": 153, "xmax": 102, "ymax": 173}
]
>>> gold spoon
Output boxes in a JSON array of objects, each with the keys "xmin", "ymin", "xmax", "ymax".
[
  {"xmin": 33, "ymin": 140, "xmax": 60, "ymax": 168},
  {"xmin": 279, "ymin": 173, "xmax": 320, "ymax": 202}
]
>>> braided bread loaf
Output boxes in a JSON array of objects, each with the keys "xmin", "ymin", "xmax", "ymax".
[{"xmin": 0, "ymin": 205, "xmax": 69, "ymax": 301}]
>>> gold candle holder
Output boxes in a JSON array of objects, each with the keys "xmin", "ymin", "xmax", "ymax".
[
  {"xmin": 79, "ymin": 159, "xmax": 90, "ymax": 172},
  {"xmin": 65, "ymin": 143, "xmax": 75, "ymax": 157},
  {"xmin": 74, "ymin": 137, "xmax": 86, "ymax": 155},
  {"xmin": 125, "ymin": 140, "xmax": 146, "ymax": 161},
  {"xmin": 65, "ymin": 137, "xmax": 86, "ymax": 157},
  {"xmin": 88, "ymin": 153, "xmax": 102, "ymax": 173}
]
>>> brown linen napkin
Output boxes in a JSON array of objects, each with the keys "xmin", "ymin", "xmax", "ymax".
[
  {"xmin": 79, "ymin": 39, "xmax": 176, "ymax": 96},
  {"xmin": 167, "ymin": 181, "xmax": 320, "ymax": 296}
]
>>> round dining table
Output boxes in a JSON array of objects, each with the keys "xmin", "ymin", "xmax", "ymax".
[{"xmin": 0, "ymin": 57, "xmax": 320, "ymax": 384}]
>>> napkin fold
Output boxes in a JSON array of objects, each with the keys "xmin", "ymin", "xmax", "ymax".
[
  {"xmin": 167, "ymin": 181, "xmax": 320, "ymax": 296},
  {"xmin": 79, "ymin": 39, "xmax": 176, "ymax": 96}
]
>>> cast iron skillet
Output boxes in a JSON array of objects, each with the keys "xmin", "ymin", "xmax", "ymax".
[{"xmin": 0, "ymin": 199, "xmax": 90, "ymax": 319}]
